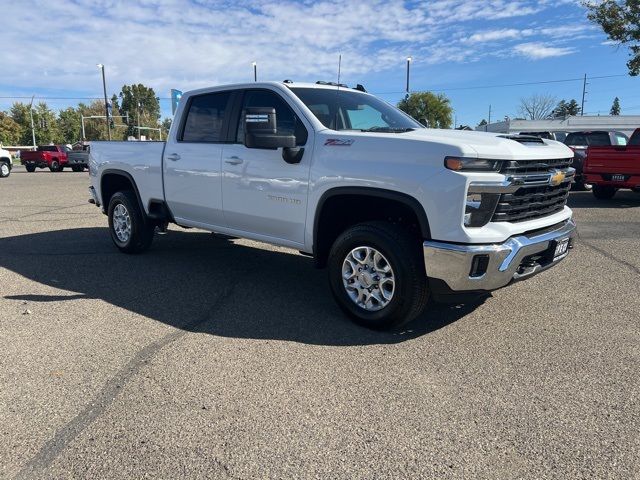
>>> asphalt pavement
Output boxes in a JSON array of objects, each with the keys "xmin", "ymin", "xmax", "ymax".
[{"xmin": 1, "ymin": 166, "xmax": 639, "ymax": 479}]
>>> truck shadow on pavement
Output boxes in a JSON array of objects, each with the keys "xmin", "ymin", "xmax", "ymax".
[
  {"xmin": 568, "ymin": 190, "xmax": 640, "ymax": 209},
  {"xmin": 1, "ymin": 227, "xmax": 485, "ymax": 346}
]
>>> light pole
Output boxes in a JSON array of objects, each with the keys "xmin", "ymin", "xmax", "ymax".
[
  {"xmin": 97, "ymin": 64, "xmax": 111, "ymax": 140},
  {"xmin": 29, "ymin": 95, "xmax": 36, "ymax": 148},
  {"xmin": 252, "ymin": 61, "xmax": 257, "ymax": 82},
  {"xmin": 405, "ymin": 56, "xmax": 412, "ymax": 99}
]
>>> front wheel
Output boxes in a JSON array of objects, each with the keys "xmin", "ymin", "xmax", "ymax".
[
  {"xmin": 49, "ymin": 160, "xmax": 60, "ymax": 172},
  {"xmin": 0, "ymin": 162, "xmax": 10, "ymax": 178},
  {"xmin": 107, "ymin": 191, "xmax": 155, "ymax": 253},
  {"xmin": 328, "ymin": 222, "xmax": 429, "ymax": 330},
  {"xmin": 592, "ymin": 185, "xmax": 616, "ymax": 200}
]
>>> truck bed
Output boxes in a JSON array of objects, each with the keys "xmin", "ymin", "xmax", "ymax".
[
  {"xmin": 89, "ymin": 141, "xmax": 166, "ymax": 213},
  {"xmin": 584, "ymin": 145, "xmax": 640, "ymax": 189}
]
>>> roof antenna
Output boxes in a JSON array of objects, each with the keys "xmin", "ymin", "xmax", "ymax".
[{"xmin": 334, "ymin": 54, "xmax": 342, "ymax": 130}]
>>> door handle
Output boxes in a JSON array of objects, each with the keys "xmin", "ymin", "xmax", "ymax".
[
  {"xmin": 167, "ymin": 153, "xmax": 181, "ymax": 161},
  {"xmin": 225, "ymin": 156, "xmax": 243, "ymax": 165}
]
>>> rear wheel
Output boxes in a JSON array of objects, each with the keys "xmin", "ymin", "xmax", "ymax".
[
  {"xmin": 328, "ymin": 221, "xmax": 429, "ymax": 330},
  {"xmin": 0, "ymin": 162, "xmax": 10, "ymax": 178},
  {"xmin": 592, "ymin": 185, "xmax": 616, "ymax": 200},
  {"xmin": 108, "ymin": 191, "xmax": 155, "ymax": 253},
  {"xmin": 25, "ymin": 165, "xmax": 36, "ymax": 172}
]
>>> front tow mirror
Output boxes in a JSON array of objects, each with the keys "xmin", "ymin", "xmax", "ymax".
[{"xmin": 244, "ymin": 107, "xmax": 296, "ymax": 150}]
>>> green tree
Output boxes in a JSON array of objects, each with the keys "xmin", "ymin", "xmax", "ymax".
[
  {"xmin": 551, "ymin": 99, "xmax": 581, "ymax": 117},
  {"xmin": 0, "ymin": 112, "xmax": 24, "ymax": 145},
  {"xmin": 610, "ymin": 97, "xmax": 621, "ymax": 115},
  {"xmin": 118, "ymin": 84, "xmax": 161, "ymax": 138},
  {"xmin": 9, "ymin": 102, "xmax": 33, "ymax": 146},
  {"xmin": 58, "ymin": 107, "xmax": 82, "ymax": 143},
  {"xmin": 584, "ymin": 0, "xmax": 640, "ymax": 75},
  {"xmin": 397, "ymin": 91, "xmax": 453, "ymax": 128},
  {"xmin": 161, "ymin": 117, "xmax": 173, "ymax": 137},
  {"xmin": 33, "ymin": 102, "xmax": 62, "ymax": 145},
  {"xmin": 477, "ymin": 119, "xmax": 488, "ymax": 127},
  {"xmin": 76, "ymin": 100, "xmax": 125, "ymax": 141}
]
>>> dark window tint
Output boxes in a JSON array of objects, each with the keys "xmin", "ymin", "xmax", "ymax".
[
  {"xmin": 38, "ymin": 145, "xmax": 58, "ymax": 152},
  {"xmin": 630, "ymin": 131, "xmax": 640, "ymax": 146},
  {"xmin": 237, "ymin": 90, "xmax": 308, "ymax": 145},
  {"xmin": 565, "ymin": 132, "xmax": 618, "ymax": 147},
  {"xmin": 181, "ymin": 92, "xmax": 231, "ymax": 142}
]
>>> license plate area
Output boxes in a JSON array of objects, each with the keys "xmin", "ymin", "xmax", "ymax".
[
  {"xmin": 553, "ymin": 237, "xmax": 570, "ymax": 261},
  {"xmin": 611, "ymin": 174, "xmax": 625, "ymax": 182}
]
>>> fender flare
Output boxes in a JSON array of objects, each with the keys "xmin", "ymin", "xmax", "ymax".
[
  {"xmin": 312, "ymin": 186, "xmax": 431, "ymax": 255},
  {"xmin": 100, "ymin": 169, "xmax": 146, "ymax": 215}
]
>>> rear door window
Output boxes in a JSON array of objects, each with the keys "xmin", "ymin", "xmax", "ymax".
[
  {"xmin": 181, "ymin": 92, "xmax": 232, "ymax": 142},
  {"xmin": 586, "ymin": 132, "xmax": 611, "ymax": 146}
]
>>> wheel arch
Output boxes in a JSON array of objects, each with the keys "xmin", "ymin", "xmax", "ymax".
[
  {"xmin": 312, "ymin": 187, "xmax": 431, "ymax": 267},
  {"xmin": 100, "ymin": 169, "xmax": 146, "ymax": 215}
]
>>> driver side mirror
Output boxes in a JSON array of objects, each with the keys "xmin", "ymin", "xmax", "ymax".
[{"xmin": 243, "ymin": 107, "xmax": 296, "ymax": 150}]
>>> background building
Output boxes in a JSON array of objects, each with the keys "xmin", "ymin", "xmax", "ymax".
[{"xmin": 476, "ymin": 115, "xmax": 640, "ymax": 138}]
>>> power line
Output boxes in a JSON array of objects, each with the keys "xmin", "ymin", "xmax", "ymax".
[{"xmin": 371, "ymin": 73, "xmax": 630, "ymax": 95}]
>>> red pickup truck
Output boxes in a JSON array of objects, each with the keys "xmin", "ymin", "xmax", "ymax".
[
  {"xmin": 583, "ymin": 128, "xmax": 640, "ymax": 199},
  {"xmin": 21, "ymin": 145, "xmax": 70, "ymax": 172}
]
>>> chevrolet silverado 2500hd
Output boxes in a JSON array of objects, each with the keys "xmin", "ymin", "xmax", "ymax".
[
  {"xmin": 89, "ymin": 81, "xmax": 577, "ymax": 329},
  {"xmin": 0, "ymin": 145, "xmax": 12, "ymax": 178}
]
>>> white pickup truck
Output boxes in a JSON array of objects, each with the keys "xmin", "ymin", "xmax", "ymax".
[
  {"xmin": 0, "ymin": 144, "xmax": 12, "ymax": 178},
  {"xmin": 89, "ymin": 81, "xmax": 576, "ymax": 329}
]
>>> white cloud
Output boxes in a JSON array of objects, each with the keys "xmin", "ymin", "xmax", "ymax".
[
  {"xmin": 0, "ymin": 0, "xmax": 589, "ymax": 107},
  {"xmin": 514, "ymin": 42, "xmax": 575, "ymax": 59}
]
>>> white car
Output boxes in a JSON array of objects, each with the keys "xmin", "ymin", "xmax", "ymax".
[
  {"xmin": 88, "ymin": 81, "xmax": 577, "ymax": 329},
  {"xmin": 0, "ymin": 145, "xmax": 12, "ymax": 178}
]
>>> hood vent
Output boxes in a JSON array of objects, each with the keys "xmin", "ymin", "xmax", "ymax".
[{"xmin": 498, "ymin": 134, "xmax": 545, "ymax": 145}]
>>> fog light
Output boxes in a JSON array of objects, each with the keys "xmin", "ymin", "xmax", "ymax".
[{"xmin": 464, "ymin": 192, "xmax": 500, "ymax": 228}]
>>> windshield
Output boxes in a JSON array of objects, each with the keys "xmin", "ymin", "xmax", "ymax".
[{"xmin": 290, "ymin": 87, "xmax": 422, "ymax": 132}]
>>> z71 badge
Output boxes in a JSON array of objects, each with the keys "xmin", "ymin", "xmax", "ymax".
[{"xmin": 325, "ymin": 139, "xmax": 355, "ymax": 146}]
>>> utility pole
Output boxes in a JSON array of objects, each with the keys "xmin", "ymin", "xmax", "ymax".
[
  {"xmin": 580, "ymin": 74, "xmax": 588, "ymax": 116},
  {"xmin": 405, "ymin": 56, "xmax": 412, "ymax": 99},
  {"xmin": 29, "ymin": 95, "xmax": 36, "ymax": 148},
  {"xmin": 137, "ymin": 102, "xmax": 142, "ymax": 140},
  {"xmin": 97, "ymin": 64, "xmax": 111, "ymax": 140},
  {"xmin": 252, "ymin": 62, "xmax": 257, "ymax": 82},
  {"xmin": 486, "ymin": 105, "xmax": 491, "ymax": 132}
]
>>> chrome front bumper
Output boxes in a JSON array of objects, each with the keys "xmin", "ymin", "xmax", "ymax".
[{"xmin": 423, "ymin": 219, "xmax": 576, "ymax": 292}]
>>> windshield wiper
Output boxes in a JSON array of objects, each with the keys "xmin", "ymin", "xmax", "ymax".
[{"xmin": 359, "ymin": 127, "xmax": 415, "ymax": 133}]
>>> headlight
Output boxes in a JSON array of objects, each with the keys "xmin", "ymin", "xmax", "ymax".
[
  {"xmin": 464, "ymin": 192, "xmax": 500, "ymax": 227},
  {"xmin": 445, "ymin": 156, "xmax": 502, "ymax": 172}
]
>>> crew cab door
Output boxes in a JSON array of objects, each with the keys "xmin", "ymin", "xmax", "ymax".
[
  {"xmin": 163, "ymin": 90, "xmax": 234, "ymax": 227},
  {"xmin": 221, "ymin": 89, "xmax": 312, "ymax": 245}
]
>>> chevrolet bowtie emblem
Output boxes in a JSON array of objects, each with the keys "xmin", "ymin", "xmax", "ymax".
[{"xmin": 549, "ymin": 170, "xmax": 566, "ymax": 186}]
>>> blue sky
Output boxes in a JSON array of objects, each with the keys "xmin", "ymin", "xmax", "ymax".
[{"xmin": 1, "ymin": 0, "xmax": 638, "ymax": 127}]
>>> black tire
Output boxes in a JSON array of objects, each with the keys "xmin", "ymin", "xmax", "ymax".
[
  {"xmin": 49, "ymin": 160, "xmax": 60, "ymax": 172},
  {"xmin": 107, "ymin": 191, "xmax": 155, "ymax": 254},
  {"xmin": 25, "ymin": 165, "xmax": 36, "ymax": 172},
  {"xmin": 328, "ymin": 222, "xmax": 429, "ymax": 330},
  {"xmin": 592, "ymin": 185, "xmax": 616, "ymax": 200},
  {"xmin": 0, "ymin": 161, "xmax": 10, "ymax": 178},
  {"xmin": 71, "ymin": 166, "xmax": 83, "ymax": 172}
]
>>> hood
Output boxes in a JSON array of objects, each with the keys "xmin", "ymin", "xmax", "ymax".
[{"xmin": 398, "ymin": 128, "xmax": 574, "ymax": 161}]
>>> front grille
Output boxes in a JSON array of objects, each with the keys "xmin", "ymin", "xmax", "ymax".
[
  {"xmin": 502, "ymin": 157, "xmax": 573, "ymax": 176},
  {"xmin": 492, "ymin": 182, "xmax": 571, "ymax": 223}
]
